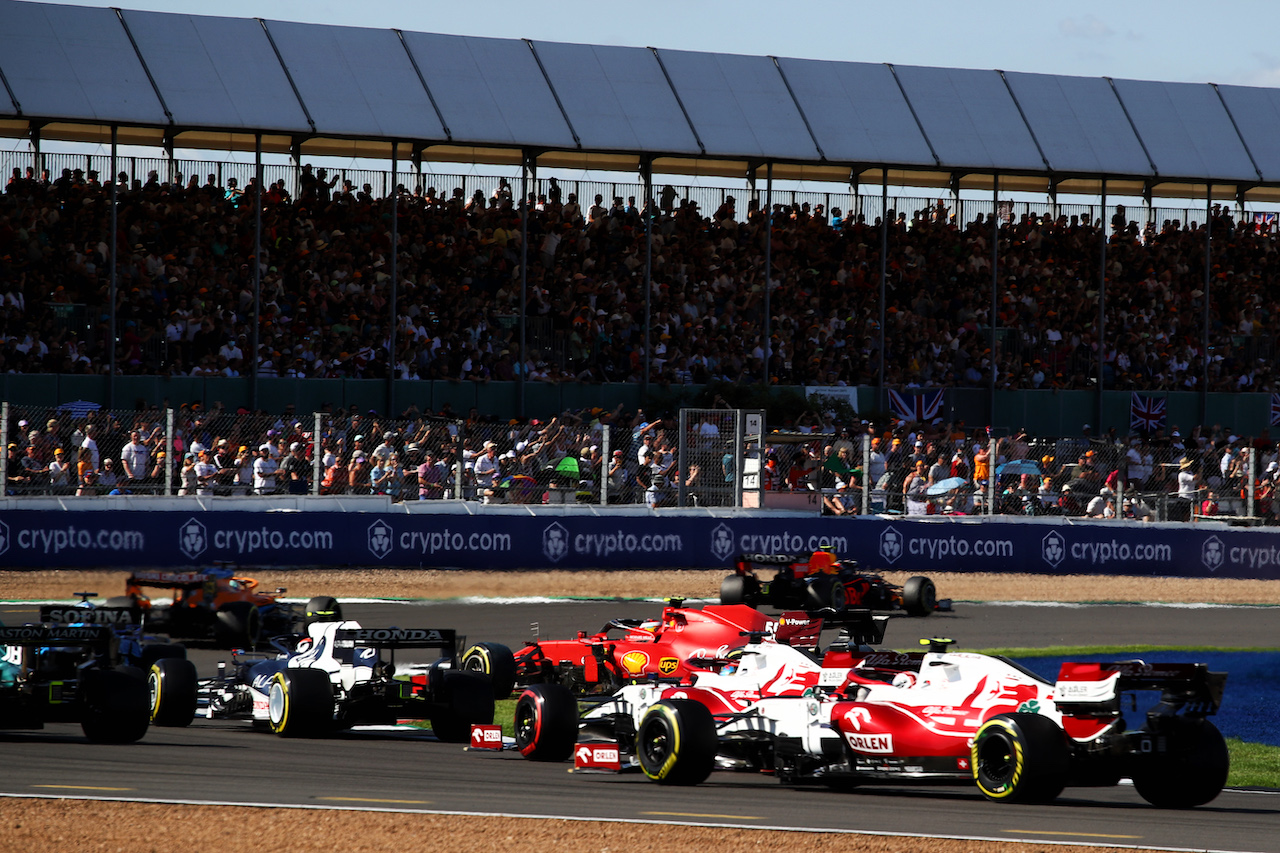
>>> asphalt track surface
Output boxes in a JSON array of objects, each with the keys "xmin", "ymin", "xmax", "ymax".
[{"xmin": 2, "ymin": 599, "xmax": 1279, "ymax": 852}]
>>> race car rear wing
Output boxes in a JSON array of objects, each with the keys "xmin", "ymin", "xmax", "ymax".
[
  {"xmin": 334, "ymin": 627, "xmax": 458, "ymax": 652},
  {"xmin": 127, "ymin": 570, "xmax": 216, "ymax": 590},
  {"xmin": 1054, "ymin": 661, "xmax": 1226, "ymax": 716},
  {"xmin": 39, "ymin": 606, "xmax": 137, "ymax": 626},
  {"xmin": 817, "ymin": 609, "xmax": 888, "ymax": 649},
  {"xmin": 0, "ymin": 624, "xmax": 115, "ymax": 649}
]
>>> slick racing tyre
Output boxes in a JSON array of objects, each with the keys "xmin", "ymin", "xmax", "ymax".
[
  {"xmin": 80, "ymin": 667, "xmax": 150, "ymax": 744},
  {"xmin": 215, "ymin": 602, "xmax": 261, "ymax": 648},
  {"xmin": 461, "ymin": 642, "xmax": 517, "ymax": 699},
  {"xmin": 720, "ymin": 574, "xmax": 747, "ymax": 605},
  {"xmin": 429, "ymin": 671, "xmax": 495, "ymax": 743},
  {"xmin": 1131, "ymin": 718, "xmax": 1229, "ymax": 808},
  {"xmin": 148, "ymin": 657, "xmax": 198, "ymax": 727},
  {"xmin": 636, "ymin": 699, "xmax": 717, "ymax": 786},
  {"xmin": 804, "ymin": 575, "xmax": 848, "ymax": 611},
  {"xmin": 972, "ymin": 713, "xmax": 1069, "ymax": 803},
  {"xmin": 514, "ymin": 683, "xmax": 578, "ymax": 761},
  {"xmin": 268, "ymin": 669, "xmax": 334, "ymax": 737},
  {"xmin": 902, "ymin": 576, "xmax": 937, "ymax": 617},
  {"xmin": 303, "ymin": 596, "xmax": 343, "ymax": 627}
]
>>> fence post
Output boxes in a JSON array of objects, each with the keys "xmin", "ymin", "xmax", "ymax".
[
  {"xmin": 861, "ymin": 433, "xmax": 870, "ymax": 516},
  {"xmin": 454, "ymin": 419, "xmax": 464, "ymax": 500},
  {"xmin": 1247, "ymin": 447, "xmax": 1256, "ymax": 519},
  {"xmin": 600, "ymin": 424, "xmax": 609, "ymax": 506},
  {"xmin": 312, "ymin": 412, "xmax": 323, "ymax": 496},
  {"xmin": 164, "ymin": 408, "xmax": 174, "ymax": 497},
  {"xmin": 0, "ymin": 401, "xmax": 8, "ymax": 495},
  {"xmin": 987, "ymin": 437, "xmax": 997, "ymax": 515}
]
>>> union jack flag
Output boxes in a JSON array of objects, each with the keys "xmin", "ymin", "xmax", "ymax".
[
  {"xmin": 887, "ymin": 389, "xmax": 945, "ymax": 424},
  {"xmin": 1271, "ymin": 393, "xmax": 1280, "ymax": 427},
  {"xmin": 1130, "ymin": 393, "xmax": 1166, "ymax": 433}
]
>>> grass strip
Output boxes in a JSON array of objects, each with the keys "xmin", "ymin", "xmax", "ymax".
[{"xmin": 976, "ymin": 644, "xmax": 1280, "ymax": 657}]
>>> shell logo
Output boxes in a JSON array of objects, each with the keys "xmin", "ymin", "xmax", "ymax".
[
  {"xmin": 620, "ymin": 650, "xmax": 650, "ymax": 675},
  {"xmin": 658, "ymin": 657, "xmax": 679, "ymax": 675}
]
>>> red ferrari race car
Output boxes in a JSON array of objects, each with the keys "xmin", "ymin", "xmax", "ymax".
[
  {"xmin": 459, "ymin": 599, "xmax": 823, "ymax": 698},
  {"xmin": 720, "ymin": 550, "xmax": 950, "ymax": 616}
]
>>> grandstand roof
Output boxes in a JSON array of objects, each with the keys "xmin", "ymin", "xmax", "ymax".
[{"xmin": 0, "ymin": 0, "xmax": 1276, "ymax": 200}]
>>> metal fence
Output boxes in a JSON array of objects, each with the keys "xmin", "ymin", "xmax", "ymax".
[
  {"xmin": 769, "ymin": 429, "xmax": 1278, "ymax": 525},
  {"xmin": 5, "ymin": 399, "xmax": 1276, "ymax": 522}
]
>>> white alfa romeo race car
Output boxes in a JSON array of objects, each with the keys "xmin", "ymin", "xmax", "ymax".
[{"xmin": 511, "ymin": 613, "xmax": 1229, "ymax": 807}]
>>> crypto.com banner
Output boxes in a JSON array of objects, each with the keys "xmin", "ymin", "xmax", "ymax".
[{"xmin": 0, "ymin": 511, "xmax": 1278, "ymax": 579}]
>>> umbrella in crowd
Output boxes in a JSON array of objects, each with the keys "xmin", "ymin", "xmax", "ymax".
[
  {"xmin": 927, "ymin": 476, "xmax": 969, "ymax": 496},
  {"xmin": 56, "ymin": 400, "xmax": 102, "ymax": 419},
  {"xmin": 996, "ymin": 459, "xmax": 1042, "ymax": 477}
]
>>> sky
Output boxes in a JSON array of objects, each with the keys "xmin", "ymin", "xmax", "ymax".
[{"xmin": 39, "ymin": 0, "xmax": 1280, "ymax": 87}]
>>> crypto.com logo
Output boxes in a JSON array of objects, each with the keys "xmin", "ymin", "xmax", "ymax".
[
  {"xmin": 178, "ymin": 517, "xmax": 207, "ymax": 560},
  {"xmin": 710, "ymin": 523, "xmax": 735, "ymax": 562},
  {"xmin": 0, "ymin": 519, "xmax": 9, "ymax": 557},
  {"xmin": 1042, "ymin": 531, "xmax": 1066, "ymax": 569},
  {"xmin": 543, "ymin": 522, "xmax": 569, "ymax": 563},
  {"xmin": 879, "ymin": 526, "xmax": 902, "ymax": 564},
  {"xmin": 367, "ymin": 520, "xmax": 394, "ymax": 560},
  {"xmin": 1201, "ymin": 535, "xmax": 1224, "ymax": 573}
]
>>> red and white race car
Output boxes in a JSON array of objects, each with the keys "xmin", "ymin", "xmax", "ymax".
[
  {"xmin": 462, "ymin": 600, "xmax": 823, "ymax": 698},
  {"xmin": 512, "ymin": 615, "xmax": 1229, "ymax": 807}
]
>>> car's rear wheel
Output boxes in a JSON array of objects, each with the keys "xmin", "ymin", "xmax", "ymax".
[
  {"xmin": 268, "ymin": 669, "xmax": 334, "ymax": 737},
  {"xmin": 429, "ymin": 671, "xmax": 495, "ymax": 743},
  {"xmin": 80, "ymin": 667, "xmax": 150, "ymax": 743},
  {"xmin": 303, "ymin": 596, "xmax": 343, "ymax": 627},
  {"xmin": 514, "ymin": 683, "xmax": 578, "ymax": 761},
  {"xmin": 215, "ymin": 602, "xmax": 261, "ymax": 648},
  {"xmin": 461, "ymin": 642, "xmax": 517, "ymax": 699},
  {"xmin": 720, "ymin": 574, "xmax": 747, "ymax": 605},
  {"xmin": 1131, "ymin": 718, "xmax": 1228, "ymax": 808},
  {"xmin": 902, "ymin": 576, "xmax": 937, "ymax": 616},
  {"xmin": 149, "ymin": 657, "xmax": 198, "ymax": 727},
  {"xmin": 805, "ymin": 576, "xmax": 847, "ymax": 611},
  {"xmin": 973, "ymin": 712, "xmax": 1068, "ymax": 803},
  {"xmin": 636, "ymin": 699, "xmax": 717, "ymax": 785}
]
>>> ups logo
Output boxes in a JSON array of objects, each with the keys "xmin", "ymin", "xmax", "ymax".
[{"xmin": 658, "ymin": 657, "xmax": 679, "ymax": 675}]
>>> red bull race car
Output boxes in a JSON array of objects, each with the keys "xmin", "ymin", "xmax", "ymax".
[
  {"xmin": 460, "ymin": 600, "xmax": 823, "ymax": 698},
  {"xmin": 511, "ymin": 613, "xmax": 1229, "ymax": 808},
  {"xmin": 720, "ymin": 551, "xmax": 950, "ymax": 616}
]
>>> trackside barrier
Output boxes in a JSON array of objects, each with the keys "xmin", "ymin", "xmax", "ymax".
[{"xmin": 0, "ymin": 508, "xmax": 1278, "ymax": 579}]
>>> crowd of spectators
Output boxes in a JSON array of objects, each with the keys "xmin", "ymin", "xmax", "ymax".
[
  {"xmin": 1, "ymin": 399, "xmax": 732, "ymax": 508},
  {"xmin": 3, "ymin": 163, "xmax": 1279, "ymax": 392},
  {"xmin": 7, "ymin": 388, "xmax": 1280, "ymax": 524}
]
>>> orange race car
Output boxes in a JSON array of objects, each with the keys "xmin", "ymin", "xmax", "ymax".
[{"xmin": 108, "ymin": 568, "xmax": 341, "ymax": 648}]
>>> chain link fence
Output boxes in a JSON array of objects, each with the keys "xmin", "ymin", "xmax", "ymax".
[
  {"xmin": 765, "ymin": 429, "xmax": 1279, "ymax": 525},
  {"xmin": 5, "ymin": 400, "xmax": 1277, "ymax": 522}
]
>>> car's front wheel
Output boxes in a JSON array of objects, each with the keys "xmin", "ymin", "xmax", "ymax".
[
  {"xmin": 268, "ymin": 669, "xmax": 334, "ymax": 737},
  {"xmin": 636, "ymin": 699, "xmax": 717, "ymax": 785},
  {"xmin": 461, "ymin": 642, "xmax": 517, "ymax": 699},
  {"xmin": 514, "ymin": 683, "xmax": 578, "ymax": 761},
  {"xmin": 902, "ymin": 576, "xmax": 937, "ymax": 616},
  {"xmin": 972, "ymin": 712, "xmax": 1068, "ymax": 803},
  {"xmin": 149, "ymin": 657, "xmax": 198, "ymax": 727}
]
